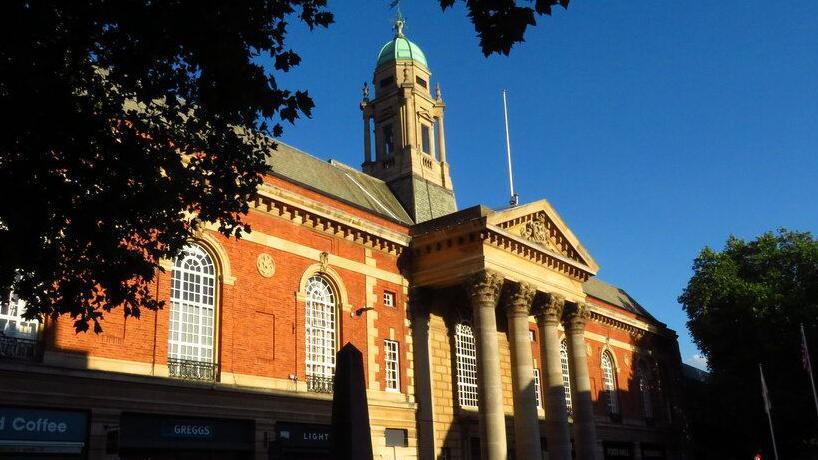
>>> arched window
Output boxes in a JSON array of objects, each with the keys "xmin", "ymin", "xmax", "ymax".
[
  {"xmin": 455, "ymin": 322, "xmax": 478, "ymax": 407},
  {"xmin": 168, "ymin": 244, "xmax": 217, "ymax": 376},
  {"xmin": 601, "ymin": 350, "xmax": 619, "ymax": 415},
  {"xmin": 305, "ymin": 275, "xmax": 337, "ymax": 381},
  {"xmin": 637, "ymin": 360, "xmax": 654, "ymax": 419},
  {"xmin": 560, "ymin": 340, "xmax": 573, "ymax": 414}
]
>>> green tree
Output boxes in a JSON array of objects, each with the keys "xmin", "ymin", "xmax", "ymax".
[
  {"xmin": 680, "ymin": 229, "xmax": 818, "ymax": 458},
  {"xmin": 0, "ymin": 0, "xmax": 570, "ymax": 333}
]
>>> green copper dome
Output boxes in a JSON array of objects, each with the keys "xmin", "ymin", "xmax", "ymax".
[
  {"xmin": 376, "ymin": 15, "xmax": 428, "ymax": 69},
  {"xmin": 376, "ymin": 36, "xmax": 428, "ymax": 68}
]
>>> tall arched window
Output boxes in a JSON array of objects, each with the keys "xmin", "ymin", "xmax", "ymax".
[
  {"xmin": 455, "ymin": 322, "xmax": 478, "ymax": 407},
  {"xmin": 637, "ymin": 360, "xmax": 654, "ymax": 419},
  {"xmin": 601, "ymin": 350, "xmax": 619, "ymax": 415},
  {"xmin": 560, "ymin": 340, "xmax": 573, "ymax": 414},
  {"xmin": 305, "ymin": 275, "xmax": 337, "ymax": 383},
  {"xmin": 168, "ymin": 244, "xmax": 217, "ymax": 378}
]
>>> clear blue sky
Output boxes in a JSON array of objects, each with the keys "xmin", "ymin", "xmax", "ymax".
[{"xmin": 271, "ymin": 1, "xmax": 818, "ymax": 370}]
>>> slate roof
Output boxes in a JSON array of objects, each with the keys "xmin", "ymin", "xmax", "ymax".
[
  {"xmin": 264, "ymin": 142, "xmax": 413, "ymax": 225},
  {"xmin": 583, "ymin": 277, "xmax": 661, "ymax": 324}
]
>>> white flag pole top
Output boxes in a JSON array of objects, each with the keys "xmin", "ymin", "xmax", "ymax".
[
  {"xmin": 760, "ymin": 363, "xmax": 779, "ymax": 460},
  {"xmin": 801, "ymin": 323, "xmax": 818, "ymax": 417},
  {"xmin": 502, "ymin": 90, "xmax": 519, "ymax": 207}
]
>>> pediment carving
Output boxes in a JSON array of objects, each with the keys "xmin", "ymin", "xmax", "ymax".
[{"xmin": 495, "ymin": 210, "xmax": 587, "ymax": 266}]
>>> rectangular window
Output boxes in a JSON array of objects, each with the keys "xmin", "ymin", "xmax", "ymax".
[
  {"xmin": 385, "ymin": 339, "xmax": 400, "ymax": 391},
  {"xmin": 385, "ymin": 428, "xmax": 408, "ymax": 447},
  {"xmin": 383, "ymin": 124, "xmax": 394, "ymax": 155},
  {"xmin": 384, "ymin": 291, "xmax": 395, "ymax": 308},
  {"xmin": 533, "ymin": 368, "xmax": 542, "ymax": 408},
  {"xmin": 0, "ymin": 293, "xmax": 38, "ymax": 341},
  {"xmin": 415, "ymin": 76, "xmax": 427, "ymax": 88},
  {"xmin": 421, "ymin": 125, "xmax": 431, "ymax": 154},
  {"xmin": 529, "ymin": 330, "xmax": 535, "ymax": 342}
]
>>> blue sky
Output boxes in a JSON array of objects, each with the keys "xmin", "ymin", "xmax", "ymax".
[{"xmin": 271, "ymin": 1, "xmax": 818, "ymax": 370}]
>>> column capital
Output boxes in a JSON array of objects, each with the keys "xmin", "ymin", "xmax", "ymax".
[
  {"xmin": 504, "ymin": 281, "xmax": 536, "ymax": 316},
  {"xmin": 534, "ymin": 292, "xmax": 565, "ymax": 325},
  {"xmin": 564, "ymin": 301, "xmax": 591, "ymax": 331},
  {"xmin": 464, "ymin": 269, "xmax": 504, "ymax": 305}
]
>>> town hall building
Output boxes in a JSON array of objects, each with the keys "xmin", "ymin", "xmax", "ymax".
[{"xmin": 0, "ymin": 16, "xmax": 686, "ymax": 460}]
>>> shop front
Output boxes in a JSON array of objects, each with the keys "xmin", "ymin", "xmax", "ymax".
[
  {"xmin": 270, "ymin": 421, "xmax": 332, "ymax": 460},
  {"xmin": 117, "ymin": 413, "xmax": 255, "ymax": 460},
  {"xmin": 0, "ymin": 407, "xmax": 88, "ymax": 459}
]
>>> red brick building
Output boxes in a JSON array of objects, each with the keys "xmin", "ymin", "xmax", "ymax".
[{"xmin": 0, "ymin": 18, "xmax": 685, "ymax": 460}]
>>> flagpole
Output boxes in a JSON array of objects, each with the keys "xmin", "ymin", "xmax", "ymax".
[
  {"xmin": 760, "ymin": 363, "xmax": 780, "ymax": 460},
  {"xmin": 801, "ymin": 324, "xmax": 818, "ymax": 417}
]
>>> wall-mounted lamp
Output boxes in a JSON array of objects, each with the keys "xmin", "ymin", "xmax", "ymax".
[{"xmin": 355, "ymin": 306, "xmax": 375, "ymax": 317}]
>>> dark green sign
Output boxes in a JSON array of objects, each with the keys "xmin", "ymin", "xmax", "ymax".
[
  {"xmin": 119, "ymin": 413, "xmax": 253, "ymax": 451},
  {"xmin": 0, "ymin": 407, "xmax": 87, "ymax": 442}
]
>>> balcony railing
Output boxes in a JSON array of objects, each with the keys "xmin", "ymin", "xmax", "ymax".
[
  {"xmin": 167, "ymin": 358, "xmax": 217, "ymax": 382},
  {"xmin": 306, "ymin": 374, "xmax": 334, "ymax": 394},
  {"xmin": 0, "ymin": 334, "xmax": 38, "ymax": 362}
]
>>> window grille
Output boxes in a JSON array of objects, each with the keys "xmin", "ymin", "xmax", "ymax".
[
  {"xmin": 385, "ymin": 339, "xmax": 400, "ymax": 391},
  {"xmin": 383, "ymin": 291, "xmax": 395, "ymax": 308},
  {"xmin": 168, "ymin": 244, "xmax": 216, "ymax": 370},
  {"xmin": 533, "ymin": 367, "xmax": 542, "ymax": 408},
  {"xmin": 601, "ymin": 351, "xmax": 619, "ymax": 414},
  {"xmin": 638, "ymin": 360, "xmax": 654, "ymax": 419},
  {"xmin": 455, "ymin": 322, "xmax": 479, "ymax": 407},
  {"xmin": 560, "ymin": 340, "xmax": 573, "ymax": 414},
  {"xmin": 305, "ymin": 275, "xmax": 337, "ymax": 382}
]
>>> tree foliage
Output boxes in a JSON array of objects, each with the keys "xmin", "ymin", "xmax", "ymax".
[
  {"xmin": 440, "ymin": 0, "xmax": 570, "ymax": 55},
  {"xmin": 680, "ymin": 229, "xmax": 818, "ymax": 458},
  {"xmin": 0, "ymin": 1, "xmax": 332, "ymax": 332}
]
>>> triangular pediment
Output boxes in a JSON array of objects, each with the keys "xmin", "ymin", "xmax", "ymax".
[{"xmin": 486, "ymin": 199, "xmax": 599, "ymax": 273}]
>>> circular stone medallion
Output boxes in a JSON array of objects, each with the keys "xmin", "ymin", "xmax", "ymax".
[{"xmin": 256, "ymin": 253, "xmax": 276, "ymax": 278}]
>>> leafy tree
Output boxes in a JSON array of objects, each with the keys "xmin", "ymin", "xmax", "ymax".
[
  {"xmin": 0, "ymin": 0, "xmax": 570, "ymax": 333},
  {"xmin": 439, "ymin": 0, "xmax": 570, "ymax": 55},
  {"xmin": 679, "ymin": 229, "xmax": 818, "ymax": 458},
  {"xmin": 0, "ymin": 1, "xmax": 332, "ymax": 332}
]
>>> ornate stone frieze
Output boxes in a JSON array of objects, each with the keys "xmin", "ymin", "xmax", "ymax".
[
  {"xmin": 504, "ymin": 281, "xmax": 536, "ymax": 316},
  {"xmin": 564, "ymin": 301, "xmax": 591, "ymax": 331},
  {"xmin": 534, "ymin": 292, "xmax": 565, "ymax": 324},
  {"xmin": 519, "ymin": 213, "xmax": 553, "ymax": 250},
  {"xmin": 464, "ymin": 270, "xmax": 504, "ymax": 305}
]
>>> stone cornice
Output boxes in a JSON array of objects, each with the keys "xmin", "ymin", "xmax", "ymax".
[
  {"xmin": 254, "ymin": 183, "xmax": 410, "ymax": 255},
  {"xmin": 484, "ymin": 227, "xmax": 595, "ymax": 282}
]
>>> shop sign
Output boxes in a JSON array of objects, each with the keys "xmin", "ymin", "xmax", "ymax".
[
  {"xmin": 119, "ymin": 413, "xmax": 253, "ymax": 451},
  {"xmin": 604, "ymin": 442, "xmax": 634, "ymax": 460},
  {"xmin": 0, "ymin": 407, "xmax": 87, "ymax": 443},
  {"xmin": 641, "ymin": 444, "xmax": 666, "ymax": 459},
  {"xmin": 276, "ymin": 422, "xmax": 331, "ymax": 448}
]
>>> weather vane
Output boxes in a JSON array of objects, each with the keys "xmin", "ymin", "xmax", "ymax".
[{"xmin": 389, "ymin": 0, "xmax": 405, "ymax": 37}]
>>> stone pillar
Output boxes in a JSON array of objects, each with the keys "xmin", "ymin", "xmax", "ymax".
[
  {"xmin": 534, "ymin": 293, "xmax": 572, "ymax": 460},
  {"xmin": 465, "ymin": 270, "xmax": 507, "ymax": 460},
  {"xmin": 505, "ymin": 282, "xmax": 541, "ymax": 460},
  {"xmin": 436, "ymin": 115, "xmax": 447, "ymax": 164},
  {"xmin": 410, "ymin": 288, "xmax": 436, "ymax": 460},
  {"xmin": 565, "ymin": 301, "xmax": 599, "ymax": 460},
  {"xmin": 363, "ymin": 113, "xmax": 372, "ymax": 163}
]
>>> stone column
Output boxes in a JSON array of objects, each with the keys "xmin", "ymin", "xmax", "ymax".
[
  {"xmin": 534, "ymin": 293, "xmax": 572, "ymax": 460},
  {"xmin": 363, "ymin": 113, "xmax": 372, "ymax": 163},
  {"xmin": 436, "ymin": 115, "xmax": 447, "ymax": 163},
  {"xmin": 465, "ymin": 270, "xmax": 507, "ymax": 460},
  {"xmin": 565, "ymin": 301, "xmax": 599, "ymax": 460},
  {"xmin": 505, "ymin": 282, "xmax": 541, "ymax": 460},
  {"xmin": 409, "ymin": 288, "xmax": 436, "ymax": 460}
]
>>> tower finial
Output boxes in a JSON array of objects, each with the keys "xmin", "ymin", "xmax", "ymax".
[{"xmin": 393, "ymin": 8, "xmax": 405, "ymax": 38}]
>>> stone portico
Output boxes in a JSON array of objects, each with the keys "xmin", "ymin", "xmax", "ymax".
[{"xmin": 410, "ymin": 201, "xmax": 603, "ymax": 460}]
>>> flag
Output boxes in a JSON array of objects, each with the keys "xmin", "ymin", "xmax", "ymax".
[
  {"xmin": 802, "ymin": 324, "xmax": 813, "ymax": 374},
  {"xmin": 760, "ymin": 364, "xmax": 771, "ymax": 414}
]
